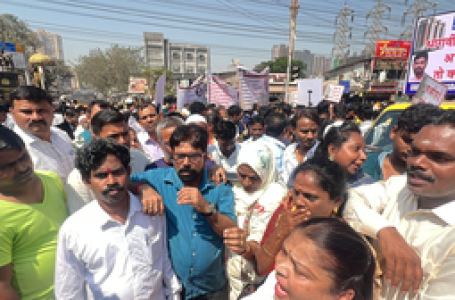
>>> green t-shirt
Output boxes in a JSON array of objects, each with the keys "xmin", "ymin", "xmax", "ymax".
[{"xmin": 0, "ymin": 171, "xmax": 68, "ymax": 299}]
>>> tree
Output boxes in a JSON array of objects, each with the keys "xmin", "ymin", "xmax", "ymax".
[
  {"xmin": 254, "ymin": 57, "xmax": 307, "ymax": 78},
  {"xmin": 139, "ymin": 67, "xmax": 175, "ymax": 96},
  {"xmin": 74, "ymin": 45, "xmax": 143, "ymax": 94},
  {"xmin": 0, "ymin": 14, "xmax": 41, "ymax": 50},
  {"xmin": 43, "ymin": 60, "xmax": 74, "ymax": 90}
]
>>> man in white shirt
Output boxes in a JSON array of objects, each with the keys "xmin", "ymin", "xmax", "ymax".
[
  {"xmin": 136, "ymin": 103, "xmax": 163, "ymax": 162},
  {"xmin": 55, "ymin": 138, "xmax": 181, "ymax": 300},
  {"xmin": 262, "ymin": 112, "xmax": 287, "ymax": 178},
  {"xmin": 343, "ymin": 111, "xmax": 455, "ymax": 299},
  {"xmin": 65, "ymin": 109, "xmax": 150, "ymax": 214},
  {"xmin": 208, "ymin": 119, "xmax": 241, "ymax": 174},
  {"xmin": 10, "ymin": 86, "xmax": 74, "ymax": 182}
]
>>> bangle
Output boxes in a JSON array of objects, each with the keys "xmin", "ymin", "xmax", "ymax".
[
  {"xmin": 262, "ymin": 245, "xmax": 273, "ymax": 258},
  {"xmin": 134, "ymin": 182, "xmax": 147, "ymax": 194}
]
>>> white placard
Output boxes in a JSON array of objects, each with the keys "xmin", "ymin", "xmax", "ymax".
[
  {"xmin": 297, "ymin": 78, "xmax": 323, "ymax": 107},
  {"xmin": 323, "ymin": 84, "xmax": 345, "ymax": 103},
  {"xmin": 412, "ymin": 74, "xmax": 448, "ymax": 106}
]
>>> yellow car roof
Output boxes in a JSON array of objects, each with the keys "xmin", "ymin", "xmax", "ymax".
[{"xmin": 383, "ymin": 102, "xmax": 455, "ymax": 111}]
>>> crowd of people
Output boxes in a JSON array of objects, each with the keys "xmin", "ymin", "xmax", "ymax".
[{"xmin": 0, "ymin": 85, "xmax": 454, "ymax": 300}]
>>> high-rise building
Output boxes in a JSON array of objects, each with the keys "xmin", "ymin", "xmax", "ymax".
[
  {"xmin": 35, "ymin": 29, "xmax": 64, "ymax": 61},
  {"xmin": 312, "ymin": 55, "xmax": 333, "ymax": 78},
  {"xmin": 294, "ymin": 50, "xmax": 314, "ymax": 77},
  {"xmin": 271, "ymin": 44, "xmax": 288, "ymax": 61},
  {"xmin": 143, "ymin": 32, "xmax": 210, "ymax": 78}
]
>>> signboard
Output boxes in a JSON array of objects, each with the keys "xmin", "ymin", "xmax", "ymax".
[
  {"xmin": 177, "ymin": 76, "xmax": 205, "ymax": 109},
  {"xmin": 406, "ymin": 11, "xmax": 455, "ymax": 95},
  {"xmin": 238, "ymin": 66, "xmax": 269, "ymax": 110},
  {"xmin": 0, "ymin": 42, "xmax": 26, "ymax": 70},
  {"xmin": 297, "ymin": 78, "xmax": 322, "ymax": 107},
  {"xmin": 375, "ymin": 40, "xmax": 412, "ymax": 59},
  {"xmin": 323, "ymin": 84, "xmax": 345, "ymax": 103},
  {"xmin": 208, "ymin": 73, "xmax": 239, "ymax": 108},
  {"xmin": 128, "ymin": 77, "xmax": 147, "ymax": 94},
  {"xmin": 412, "ymin": 74, "xmax": 448, "ymax": 106},
  {"xmin": 339, "ymin": 80, "xmax": 351, "ymax": 94}
]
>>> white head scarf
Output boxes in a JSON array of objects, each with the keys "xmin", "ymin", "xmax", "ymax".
[{"xmin": 233, "ymin": 142, "xmax": 277, "ymax": 216}]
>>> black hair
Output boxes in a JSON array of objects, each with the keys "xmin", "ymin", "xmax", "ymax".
[
  {"xmin": 75, "ymin": 138, "xmax": 130, "ymax": 183},
  {"xmin": 0, "ymin": 100, "xmax": 9, "ymax": 113},
  {"xmin": 315, "ymin": 122, "xmax": 361, "ymax": 159},
  {"xmin": 332, "ymin": 103, "xmax": 347, "ymax": 120},
  {"xmin": 10, "ymin": 86, "xmax": 52, "ymax": 107},
  {"xmin": 64, "ymin": 108, "xmax": 76, "ymax": 117},
  {"xmin": 88, "ymin": 100, "xmax": 110, "ymax": 116},
  {"xmin": 265, "ymin": 112, "xmax": 287, "ymax": 138},
  {"xmin": 170, "ymin": 124, "xmax": 208, "ymax": 152},
  {"xmin": 0, "ymin": 125, "xmax": 25, "ymax": 152},
  {"xmin": 189, "ymin": 101, "xmax": 207, "ymax": 115},
  {"xmin": 294, "ymin": 218, "xmax": 375, "ymax": 300},
  {"xmin": 414, "ymin": 51, "xmax": 428, "ymax": 62},
  {"xmin": 282, "ymin": 103, "xmax": 292, "ymax": 117},
  {"xmin": 167, "ymin": 111, "xmax": 185, "ymax": 120},
  {"xmin": 227, "ymin": 105, "xmax": 242, "ymax": 117},
  {"xmin": 292, "ymin": 108, "xmax": 320, "ymax": 128},
  {"xmin": 214, "ymin": 119, "xmax": 236, "ymax": 140},
  {"xmin": 396, "ymin": 103, "xmax": 443, "ymax": 133},
  {"xmin": 357, "ymin": 104, "xmax": 374, "ymax": 120},
  {"xmin": 433, "ymin": 110, "xmax": 455, "ymax": 127},
  {"xmin": 257, "ymin": 106, "xmax": 271, "ymax": 119},
  {"xmin": 206, "ymin": 113, "xmax": 222, "ymax": 127},
  {"xmin": 91, "ymin": 109, "xmax": 125, "ymax": 136},
  {"xmin": 317, "ymin": 101, "xmax": 330, "ymax": 116},
  {"xmin": 248, "ymin": 115, "xmax": 265, "ymax": 127},
  {"xmin": 207, "ymin": 103, "xmax": 216, "ymax": 109},
  {"xmin": 292, "ymin": 157, "xmax": 346, "ymax": 201}
]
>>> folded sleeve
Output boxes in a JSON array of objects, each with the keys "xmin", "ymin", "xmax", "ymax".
[
  {"xmin": 343, "ymin": 180, "xmax": 395, "ymax": 238},
  {"xmin": 216, "ymin": 185, "xmax": 237, "ymax": 223},
  {"xmin": 0, "ymin": 226, "xmax": 13, "ymax": 267}
]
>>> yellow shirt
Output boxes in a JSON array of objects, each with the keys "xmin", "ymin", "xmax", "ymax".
[
  {"xmin": 344, "ymin": 174, "xmax": 455, "ymax": 300},
  {"xmin": 0, "ymin": 171, "xmax": 68, "ymax": 299}
]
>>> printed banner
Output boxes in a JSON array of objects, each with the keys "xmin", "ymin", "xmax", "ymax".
[
  {"xmin": 412, "ymin": 74, "xmax": 448, "ymax": 106},
  {"xmin": 128, "ymin": 77, "xmax": 147, "ymax": 94},
  {"xmin": 0, "ymin": 42, "xmax": 26, "ymax": 70},
  {"xmin": 208, "ymin": 73, "xmax": 239, "ymax": 108},
  {"xmin": 238, "ymin": 66, "xmax": 269, "ymax": 110},
  {"xmin": 375, "ymin": 40, "xmax": 412, "ymax": 59},
  {"xmin": 177, "ymin": 76, "xmax": 205, "ymax": 110},
  {"xmin": 155, "ymin": 73, "xmax": 166, "ymax": 107},
  {"xmin": 323, "ymin": 84, "xmax": 345, "ymax": 103},
  {"xmin": 406, "ymin": 11, "xmax": 455, "ymax": 95}
]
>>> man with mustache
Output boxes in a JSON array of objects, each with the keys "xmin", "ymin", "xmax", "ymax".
[
  {"xmin": 410, "ymin": 52, "xmax": 428, "ymax": 82},
  {"xmin": 65, "ymin": 109, "xmax": 151, "ymax": 214},
  {"xmin": 136, "ymin": 103, "xmax": 164, "ymax": 162},
  {"xmin": 130, "ymin": 124, "xmax": 238, "ymax": 300},
  {"xmin": 55, "ymin": 138, "xmax": 181, "ymax": 299},
  {"xmin": 0, "ymin": 126, "xmax": 68, "ymax": 299},
  {"xmin": 344, "ymin": 110, "xmax": 455, "ymax": 299},
  {"xmin": 10, "ymin": 86, "xmax": 75, "ymax": 182}
]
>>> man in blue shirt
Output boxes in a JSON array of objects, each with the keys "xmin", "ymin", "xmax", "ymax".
[{"xmin": 131, "ymin": 124, "xmax": 238, "ymax": 300}]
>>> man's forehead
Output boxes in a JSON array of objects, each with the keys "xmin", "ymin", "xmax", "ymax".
[
  {"xmin": 14, "ymin": 99, "xmax": 50, "ymax": 108},
  {"xmin": 174, "ymin": 142, "xmax": 201, "ymax": 153},
  {"xmin": 93, "ymin": 155, "xmax": 124, "ymax": 172},
  {"xmin": 414, "ymin": 125, "xmax": 455, "ymax": 149},
  {"xmin": 139, "ymin": 106, "xmax": 156, "ymax": 115}
]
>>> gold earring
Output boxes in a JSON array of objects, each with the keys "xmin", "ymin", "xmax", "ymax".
[
  {"xmin": 329, "ymin": 154, "xmax": 334, "ymax": 161},
  {"xmin": 333, "ymin": 207, "xmax": 339, "ymax": 215}
]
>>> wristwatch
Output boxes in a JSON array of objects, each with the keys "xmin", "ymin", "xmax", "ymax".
[{"xmin": 201, "ymin": 202, "xmax": 217, "ymax": 217}]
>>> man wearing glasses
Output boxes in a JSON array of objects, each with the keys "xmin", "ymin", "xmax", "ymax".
[{"xmin": 130, "ymin": 124, "xmax": 239, "ymax": 300}]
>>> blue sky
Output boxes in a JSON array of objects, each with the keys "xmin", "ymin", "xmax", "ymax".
[{"xmin": 3, "ymin": 0, "xmax": 453, "ymax": 72}]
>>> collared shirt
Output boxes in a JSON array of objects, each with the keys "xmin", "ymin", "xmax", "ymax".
[
  {"xmin": 14, "ymin": 125, "xmax": 74, "ymax": 182},
  {"xmin": 207, "ymin": 141, "xmax": 241, "ymax": 173},
  {"xmin": 261, "ymin": 135, "xmax": 285, "ymax": 172},
  {"xmin": 55, "ymin": 192, "xmax": 182, "ymax": 300},
  {"xmin": 65, "ymin": 149, "xmax": 151, "ymax": 215},
  {"xmin": 137, "ymin": 131, "xmax": 164, "ymax": 162},
  {"xmin": 344, "ymin": 175, "xmax": 455, "ymax": 300},
  {"xmin": 131, "ymin": 168, "xmax": 236, "ymax": 299},
  {"xmin": 281, "ymin": 143, "xmax": 306, "ymax": 185}
]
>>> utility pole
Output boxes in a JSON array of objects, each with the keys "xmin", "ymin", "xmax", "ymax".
[
  {"xmin": 400, "ymin": 0, "xmax": 437, "ymax": 41},
  {"xmin": 364, "ymin": 0, "xmax": 391, "ymax": 58},
  {"xmin": 284, "ymin": 0, "xmax": 299, "ymax": 103},
  {"xmin": 332, "ymin": 3, "xmax": 355, "ymax": 67}
]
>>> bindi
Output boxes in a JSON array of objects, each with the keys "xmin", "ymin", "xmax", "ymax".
[{"xmin": 106, "ymin": 168, "xmax": 112, "ymax": 174}]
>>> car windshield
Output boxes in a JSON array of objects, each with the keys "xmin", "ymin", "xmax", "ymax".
[{"xmin": 364, "ymin": 110, "xmax": 403, "ymax": 153}]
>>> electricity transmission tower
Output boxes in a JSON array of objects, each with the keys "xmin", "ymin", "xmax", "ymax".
[
  {"xmin": 364, "ymin": 0, "xmax": 391, "ymax": 57},
  {"xmin": 400, "ymin": 0, "xmax": 437, "ymax": 40},
  {"xmin": 332, "ymin": 3, "xmax": 355, "ymax": 65}
]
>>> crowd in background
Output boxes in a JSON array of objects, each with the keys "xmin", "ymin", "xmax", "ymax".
[{"xmin": 1, "ymin": 86, "xmax": 455, "ymax": 300}]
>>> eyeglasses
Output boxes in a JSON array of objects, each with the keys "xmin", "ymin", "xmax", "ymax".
[{"xmin": 173, "ymin": 153, "xmax": 204, "ymax": 163}]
